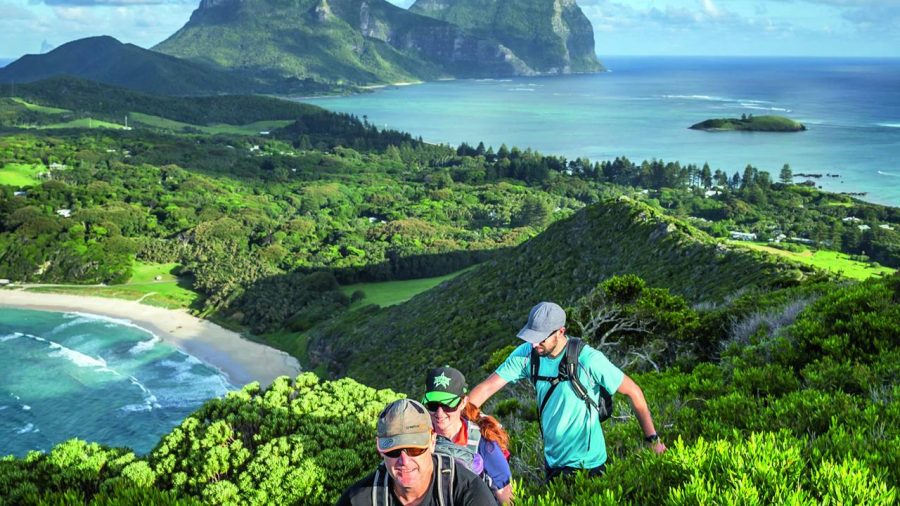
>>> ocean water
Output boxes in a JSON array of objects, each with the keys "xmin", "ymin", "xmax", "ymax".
[
  {"xmin": 306, "ymin": 56, "xmax": 900, "ymax": 207},
  {"xmin": 0, "ymin": 308, "xmax": 232, "ymax": 457}
]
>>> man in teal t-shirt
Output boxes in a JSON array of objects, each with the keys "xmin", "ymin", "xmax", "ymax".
[{"xmin": 469, "ymin": 301, "xmax": 666, "ymax": 480}]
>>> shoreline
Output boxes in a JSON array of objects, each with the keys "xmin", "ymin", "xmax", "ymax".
[{"xmin": 0, "ymin": 289, "xmax": 301, "ymax": 387}]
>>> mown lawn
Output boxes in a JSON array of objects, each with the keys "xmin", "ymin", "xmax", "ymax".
[
  {"xmin": 26, "ymin": 261, "xmax": 200, "ymax": 309},
  {"xmin": 38, "ymin": 118, "xmax": 126, "ymax": 130},
  {"xmin": 0, "ymin": 163, "xmax": 44, "ymax": 186},
  {"xmin": 339, "ymin": 267, "xmax": 473, "ymax": 309},
  {"xmin": 732, "ymin": 241, "xmax": 895, "ymax": 280}
]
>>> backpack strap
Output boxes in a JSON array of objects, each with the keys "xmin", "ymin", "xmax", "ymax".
[
  {"xmin": 372, "ymin": 463, "xmax": 390, "ymax": 506},
  {"xmin": 565, "ymin": 338, "xmax": 614, "ymax": 422},
  {"xmin": 465, "ymin": 420, "xmax": 482, "ymax": 456},
  {"xmin": 435, "ymin": 453, "xmax": 455, "ymax": 506}
]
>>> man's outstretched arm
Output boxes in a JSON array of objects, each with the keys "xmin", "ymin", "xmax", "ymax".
[
  {"xmin": 617, "ymin": 375, "xmax": 666, "ymax": 454},
  {"xmin": 468, "ymin": 373, "xmax": 509, "ymax": 409}
]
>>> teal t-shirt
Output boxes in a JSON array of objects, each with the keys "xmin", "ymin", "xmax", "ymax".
[{"xmin": 495, "ymin": 340, "xmax": 624, "ymax": 469}]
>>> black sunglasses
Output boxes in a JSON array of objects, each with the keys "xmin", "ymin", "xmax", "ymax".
[
  {"xmin": 382, "ymin": 446, "xmax": 429, "ymax": 458},
  {"xmin": 425, "ymin": 398, "xmax": 462, "ymax": 412}
]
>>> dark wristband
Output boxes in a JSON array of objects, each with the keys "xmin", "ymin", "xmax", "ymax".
[{"xmin": 644, "ymin": 433, "xmax": 659, "ymax": 443}]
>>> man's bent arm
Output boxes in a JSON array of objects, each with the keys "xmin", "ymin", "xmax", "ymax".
[
  {"xmin": 468, "ymin": 373, "xmax": 508, "ymax": 408},
  {"xmin": 617, "ymin": 375, "xmax": 667, "ymax": 454}
]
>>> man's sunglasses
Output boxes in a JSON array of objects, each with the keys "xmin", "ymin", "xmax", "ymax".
[
  {"xmin": 425, "ymin": 398, "xmax": 461, "ymax": 412},
  {"xmin": 382, "ymin": 446, "xmax": 429, "ymax": 458}
]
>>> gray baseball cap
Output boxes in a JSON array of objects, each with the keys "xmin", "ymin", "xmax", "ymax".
[
  {"xmin": 517, "ymin": 301, "xmax": 566, "ymax": 344},
  {"xmin": 376, "ymin": 399, "xmax": 433, "ymax": 453}
]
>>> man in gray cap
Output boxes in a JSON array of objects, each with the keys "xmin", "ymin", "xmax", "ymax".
[
  {"xmin": 335, "ymin": 398, "xmax": 496, "ymax": 505},
  {"xmin": 469, "ymin": 301, "xmax": 666, "ymax": 481}
]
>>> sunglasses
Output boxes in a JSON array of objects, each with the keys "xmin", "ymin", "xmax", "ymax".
[
  {"xmin": 425, "ymin": 398, "xmax": 461, "ymax": 412},
  {"xmin": 382, "ymin": 446, "xmax": 429, "ymax": 458}
]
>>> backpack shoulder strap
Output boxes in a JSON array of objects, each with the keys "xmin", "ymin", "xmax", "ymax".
[
  {"xmin": 465, "ymin": 420, "xmax": 481, "ymax": 455},
  {"xmin": 372, "ymin": 463, "xmax": 391, "ymax": 506},
  {"xmin": 565, "ymin": 339, "xmax": 614, "ymax": 421},
  {"xmin": 435, "ymin": 453, "xmax": 455, "ymax": 506}
]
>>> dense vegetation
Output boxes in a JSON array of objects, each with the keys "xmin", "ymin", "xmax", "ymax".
[
  {"xmin": 689, "ymin": 114, "xmax": 806, "ymax": 132},
  {"xmin": 1, "ymin": 274, "xmax": 896, "ymax": 505}
]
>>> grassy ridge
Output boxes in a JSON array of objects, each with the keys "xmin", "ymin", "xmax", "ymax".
[
  {"xmin": 733, "ymin": 241, "xmax": 895, "ymax": 280},
  {"xmin": 0, "ymin": 163, "xmax": 43, "ymax": 186},
  {"xmin": 310, "ymin": 196, "xmax": 826, "ymax": 392}
]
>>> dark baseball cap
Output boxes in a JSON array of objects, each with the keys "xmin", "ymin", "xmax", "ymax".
[{"xmin": 422, "ymin": 366, "xmax": 466, "ymax": 404}]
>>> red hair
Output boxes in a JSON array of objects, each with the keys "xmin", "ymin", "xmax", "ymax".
[{"xmin": 464, "ymin": 403, "xmax": 509, "ymax": 454}]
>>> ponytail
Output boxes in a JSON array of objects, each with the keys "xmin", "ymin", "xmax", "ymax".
[{"xmin": 464, "ymin": 403, "xmax": 509, "ymax": 454}]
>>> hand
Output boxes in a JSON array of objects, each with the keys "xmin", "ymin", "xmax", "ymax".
[{"xmin": 650, "ymin": 441, "xmax": 666, "ymax": 454}]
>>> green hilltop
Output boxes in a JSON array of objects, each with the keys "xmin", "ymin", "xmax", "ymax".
[
  {"xmin": 0, "ymin": 36, "xmax": 319, "ymax": 96},
  {"xmin": 690, "ymin": 115, "xmax": 807, "ymax": 132}
]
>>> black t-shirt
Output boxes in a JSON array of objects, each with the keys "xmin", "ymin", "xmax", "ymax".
[{"xmin": 335, "ymin": 456, "xmax": 496, "ymax": 506}]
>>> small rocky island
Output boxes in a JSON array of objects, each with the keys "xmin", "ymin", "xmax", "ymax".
[{"xmin": 690, "ymin": 114, "xmax": 806, "ymax": 132}]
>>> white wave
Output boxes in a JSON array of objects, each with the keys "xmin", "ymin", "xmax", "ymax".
[
  {"xmin": 877, "ymin": 171, "xmax": 900, "ymax": 177},
  {"xmin": 129, "ymin": 335, "xmax": 161, "ymax": 355},
  {"xmin": 739, "ymin": 103, "xmax": 791, "ymax": 113},
  {"xmin": 508, "ymin": 87, "xmax": 535, "ymax": 92},
  {"xmin": 47, "ymin": 342, "xmax": 110, "ymax": 370},
  {"xmin": 0, "ymin": 332, "xmax": 23, "ymax": 342},
  {"xmin": 22, "ymin": 332, "xmax": 115, "ymax": 373},
  {"xmin": 51, "ymin": 316, "xmax": 95, "ymax": 333},
  {"xmin": 0, "ymin": 406, "xmax": 7, "ymax": 411},
  {"xmin": 662, "ymin": 94, "xmax": 731, "ymax": 102},
  {"xmin": 16, "ymin": 423, "xmax": 37, "ymax": 434},
  {"xmin": 22, "ymin": 405, "xmax": 31, "ymax": 411},
  {"xmin": 63, "ymin": 312, "xmax": 156, "ymax": 338},
  {"xmin": 877, "ymin": 123, "xmax": 900, "ymax": 128},
  {"xmin": 128, "ymin": 375, "xmax": 160, "ymax": 410},
  {"xmin": 119, "ymin": 403, "xmax": 153, "ymax": 412}
]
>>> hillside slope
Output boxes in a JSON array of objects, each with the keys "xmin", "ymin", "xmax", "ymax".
[
  {"xmin": 309, "ymin": 196, "xmax": 822, "ymax": 392},
  {"xmin": 0, "ymin": 36, "xmax": 279, "ymax": 96}
]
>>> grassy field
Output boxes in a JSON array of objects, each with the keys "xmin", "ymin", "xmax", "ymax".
[
  {"xmin": 38, "ymin": 118, "xmax": 127, "ymax": 130},
  {"xmin": 0, "ymin": 163, "xmax": 44, "ymax": 186},
  {"xmin": 11, "ymin": 97, "xmax": 69, "ymax": 114},
  {"xmin": 732, "ymin": 241, "xmax": 895, "ymax": 280},
  {"xmin": 340, "ymin": 268, "xmax": 473, "ymax": 309},
  {"xmin": 129, "ymin": 112, "xmax": 293, "ymax": 135},
  {"xmin": 26, "ymin": 261, "xmax": 199, "ymax": 309}
]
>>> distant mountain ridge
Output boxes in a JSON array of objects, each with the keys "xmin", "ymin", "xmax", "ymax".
[{"xmin": 0, "ymin": 36, "xmax": 326, "ymax": 96}]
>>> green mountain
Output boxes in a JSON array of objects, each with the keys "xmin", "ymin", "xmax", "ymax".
[
  {"xmin": 309, "ymin": 196, "xmax": 823, "ymax": 392},
  {"xmin": 410, "ymin": 0, "xmax": 602, "ymax": 73},
  {"xmin": 0, "ymin": 36, "xmax": 286, "ymax": 96},
  {"xmin": 154, "ymin": 0, "xmax": 538, "ymax": 85}
]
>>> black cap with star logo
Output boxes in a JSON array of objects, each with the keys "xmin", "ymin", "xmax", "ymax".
[{"xmin": 423, "ymin": 366, "xmax": 467, "ymax": 404}]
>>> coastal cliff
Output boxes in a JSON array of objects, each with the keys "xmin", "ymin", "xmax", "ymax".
[
  {"xmin": 154, "ymin": 0, "xmax": 536, "ymax": 85},
  {"xmin": 410, "ymin": 0, "xmax": 603, "ymax": 73}
]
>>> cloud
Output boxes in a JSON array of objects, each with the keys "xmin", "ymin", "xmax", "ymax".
[
  {"xmin": 41, "ymin": 0, "xmax": 194, "ymax": 5},
  {"xmin": 0, "ymin": 1, "xmax": 37, "ymax": 19}
]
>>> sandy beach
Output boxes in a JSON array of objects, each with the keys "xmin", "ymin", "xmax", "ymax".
[{"xmin": 0, "ymin": 289, "xmax": 301, "ymax": 387}]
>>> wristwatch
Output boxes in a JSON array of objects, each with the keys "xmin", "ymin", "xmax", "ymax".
[{"xmin": 644, "ymin": 433, "xmax": 659, "ymax": 443}]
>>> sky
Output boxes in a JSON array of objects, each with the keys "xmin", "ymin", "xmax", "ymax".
[{"xmin": 1, "ymin": 0, "xmax": 898, "ymax": 62}]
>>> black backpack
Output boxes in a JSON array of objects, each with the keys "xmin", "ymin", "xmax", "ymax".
[{"xmin": 529, "ymin": 338, "xmax": 614, "ymax": 428}]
